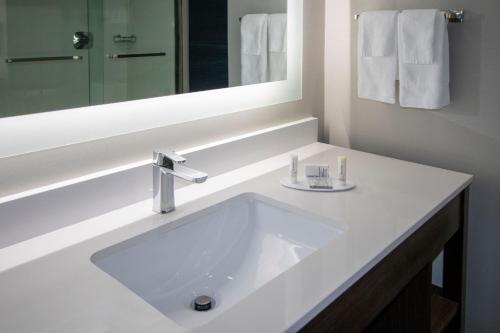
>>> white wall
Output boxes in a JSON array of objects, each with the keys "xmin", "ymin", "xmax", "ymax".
[
  {"xmin": 0, "ymin": 0, "xmax": 325, "ymax": 197},
  {"xmin": 227, "ymin": 0, "xmax": 287, "ymax": 86},
  {"xmin": 324, "ymin": 0, "xmax": 351, "ymax": 146},
  {"xmin": 325, "ymin": 1, "xmax": 500, "ymax": 332}
]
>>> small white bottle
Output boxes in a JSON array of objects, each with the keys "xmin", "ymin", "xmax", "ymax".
[
  {"xmin": 337, "ymin": 156, "xmax": 347, "ymax": 185},
  {"xmin": 289, "ymin": 154, "xmax": 298, "ymax": 184}
]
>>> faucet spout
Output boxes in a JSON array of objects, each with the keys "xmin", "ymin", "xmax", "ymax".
[{"xmin": 161, "ymin": 163, "xmax": 208, "ymax": 184}]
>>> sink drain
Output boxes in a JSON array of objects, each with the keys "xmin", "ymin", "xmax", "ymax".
[{"xmin": 192, "ymin": 295, "xmax": 215, "ymax": 312}]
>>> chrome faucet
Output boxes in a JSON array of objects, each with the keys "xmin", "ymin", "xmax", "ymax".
[{"xmin": 153, "ymin": 151, "xmax": 208, "ymax": 214}]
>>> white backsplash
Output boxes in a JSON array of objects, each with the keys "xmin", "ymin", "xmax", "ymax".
[{"xmin": 0, "ymin": 118, "xmax": 317, "ymax": 249}]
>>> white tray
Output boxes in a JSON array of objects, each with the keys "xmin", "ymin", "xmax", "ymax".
[{"xmin": 280, "ymin": 178, "xmax": 356, "ymax": 193}]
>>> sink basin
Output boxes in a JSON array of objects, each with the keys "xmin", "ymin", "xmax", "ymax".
[{"xmin": 91, "ymin": 193, "xmax": 343, "ymax": 328}]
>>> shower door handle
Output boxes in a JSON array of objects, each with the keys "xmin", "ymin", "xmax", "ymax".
[{"xmin": 73, "ymin": 31, "xmax": 92, "ymax": 50}]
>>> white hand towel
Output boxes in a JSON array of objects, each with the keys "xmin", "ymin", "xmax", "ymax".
[
  {"xmin": 361, "ymin": 11, "xmax": 398, "ymax": 57},
  {"xmin": 268, "ymin": 14, "xmax": 287, "ymax": 82},
  {"xmin": 399, "ymin": 9, "xmax": 439, "ymax": 65},
  {"xmin": 399, "ymin": 10, "xmax": 450, "ymax": 109},
  {"xmin": 241, "ymin": 14, "xmax": 268, "ymax": 85},
  {"xmin": 358, "ymin": 11, "xmax": 398, "ymax": 104}
]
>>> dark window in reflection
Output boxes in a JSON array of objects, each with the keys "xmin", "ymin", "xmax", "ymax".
[{"xmin": 188, "ymin": 0, "xmax": 229, "ymax": 92}]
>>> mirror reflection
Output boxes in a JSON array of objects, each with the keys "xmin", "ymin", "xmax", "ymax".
[{"xmin": 0, "ymin": 0, "xmax": 287, "ymax": 118}]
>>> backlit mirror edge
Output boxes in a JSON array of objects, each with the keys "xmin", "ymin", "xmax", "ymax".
[{"xmin": 0, "ymin": 0, "xmax": 303, "ymax": 159}]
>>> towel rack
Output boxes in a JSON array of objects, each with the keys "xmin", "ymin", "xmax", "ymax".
[
  {"xmin": 354, "ymin": 9, "xmax": 464, "ymax": 23},
  {"xmin": 106, "ymin": 52, "xmax": 166, "ymax": 59},
  {"xmin": 5, "ymin": 55, "xmax": 83, "ymax": 64}
]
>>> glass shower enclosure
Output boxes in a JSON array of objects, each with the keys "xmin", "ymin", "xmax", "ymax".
[{"xmin": 0, "ymin": 0, "xmax": 178, "ymax": 117}]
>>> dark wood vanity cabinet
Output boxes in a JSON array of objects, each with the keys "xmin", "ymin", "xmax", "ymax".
[{"xmin": 300, "ymin": 189, "xmax": 469, "ymax": 333}]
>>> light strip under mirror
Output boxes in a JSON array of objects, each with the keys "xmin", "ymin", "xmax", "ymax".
[{"xmin": 0, "ymin": 0, "xmax": 303, "ymax": 158}]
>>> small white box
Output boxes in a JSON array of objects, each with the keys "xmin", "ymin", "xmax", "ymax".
[{"xmin": 304, "ymin": 164, "xmax": 330, "ymax": 178}]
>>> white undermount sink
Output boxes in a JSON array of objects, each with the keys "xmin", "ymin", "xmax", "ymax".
[{"xmin": 91, "ymin": 193, "xmax": 344, "ymax": 328}]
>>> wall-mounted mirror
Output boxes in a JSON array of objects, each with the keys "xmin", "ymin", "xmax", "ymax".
[{"xmin": 0, "ymin": 0, "xmax": 288, "ymax": 118}]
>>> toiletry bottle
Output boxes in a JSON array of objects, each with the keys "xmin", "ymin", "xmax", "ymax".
[
  {"xmin": 290, "ymin": 154, "xmax": 298, "ymax": 184},
  {"xmin": 337, "ymin": 156, "xmax": 347, "ymax": 185}
]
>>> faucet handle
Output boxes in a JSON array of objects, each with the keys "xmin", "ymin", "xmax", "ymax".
[{"xmin": 153, "ymin": 150, "xmax": 186, "ymax": 166}]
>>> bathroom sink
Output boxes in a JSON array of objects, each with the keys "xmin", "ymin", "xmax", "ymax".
[{"xmin": 91, "ymin": 193, "xmax": 343, "ymax": 328}]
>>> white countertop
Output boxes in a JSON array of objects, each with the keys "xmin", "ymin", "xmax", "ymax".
[{"xmin": 0, "ymin": 143, "xmax": 472, "ymax": 333}]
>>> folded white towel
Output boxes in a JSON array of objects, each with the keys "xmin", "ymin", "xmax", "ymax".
[
  {"xmin": 361, "ymin": 10, "xmax": 399, "ymax": 57},
  {"xmin": 358, "ymin": 11, "xmax": 398, "ymax": 104},
  {"xmin": 399, "ymin": 10, "xmax": 450, "ymax": 109},
  {"xmin": 399, "ymin": 9, "xmax": 439, "ymax": 64},
  {"xmin": 268, "ymin": 14, "xmax": 287, "ymax": 82},
  {"xmin": 268, "ymin": 14, "xmax": 287, "ymax": 53},
  {"xmin": 241, "ymin": 14, "xmax": 268, "ymax": 85}
]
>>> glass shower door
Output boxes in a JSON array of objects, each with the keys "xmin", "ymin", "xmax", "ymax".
[
  {"xmin": 0, "ymin": 0, "xmax": 180, "ymax": 118},
  {"xmin": 98, "ymin": 0, "xmax": 177, "ymax": 104},
  {"xmin": 0, "ymin": 0, "xmax": 90, "ymax": 117}
]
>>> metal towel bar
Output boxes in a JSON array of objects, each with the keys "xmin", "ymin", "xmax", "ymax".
[
  {"xmin": 106, "ymin": 52, "xmax": 166, "ymax": 59},
  {"xmin": 5, "ymin": 55, "xmax": 83, "ymax": 63},
  {"xmin": 354, "ymin": 9, "xmax": 464, "ymax": 23}
]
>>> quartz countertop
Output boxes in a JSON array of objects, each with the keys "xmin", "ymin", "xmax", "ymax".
[{"xmin": 0, "ymin": 143, "xmax": 472, "ymax": 333}]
